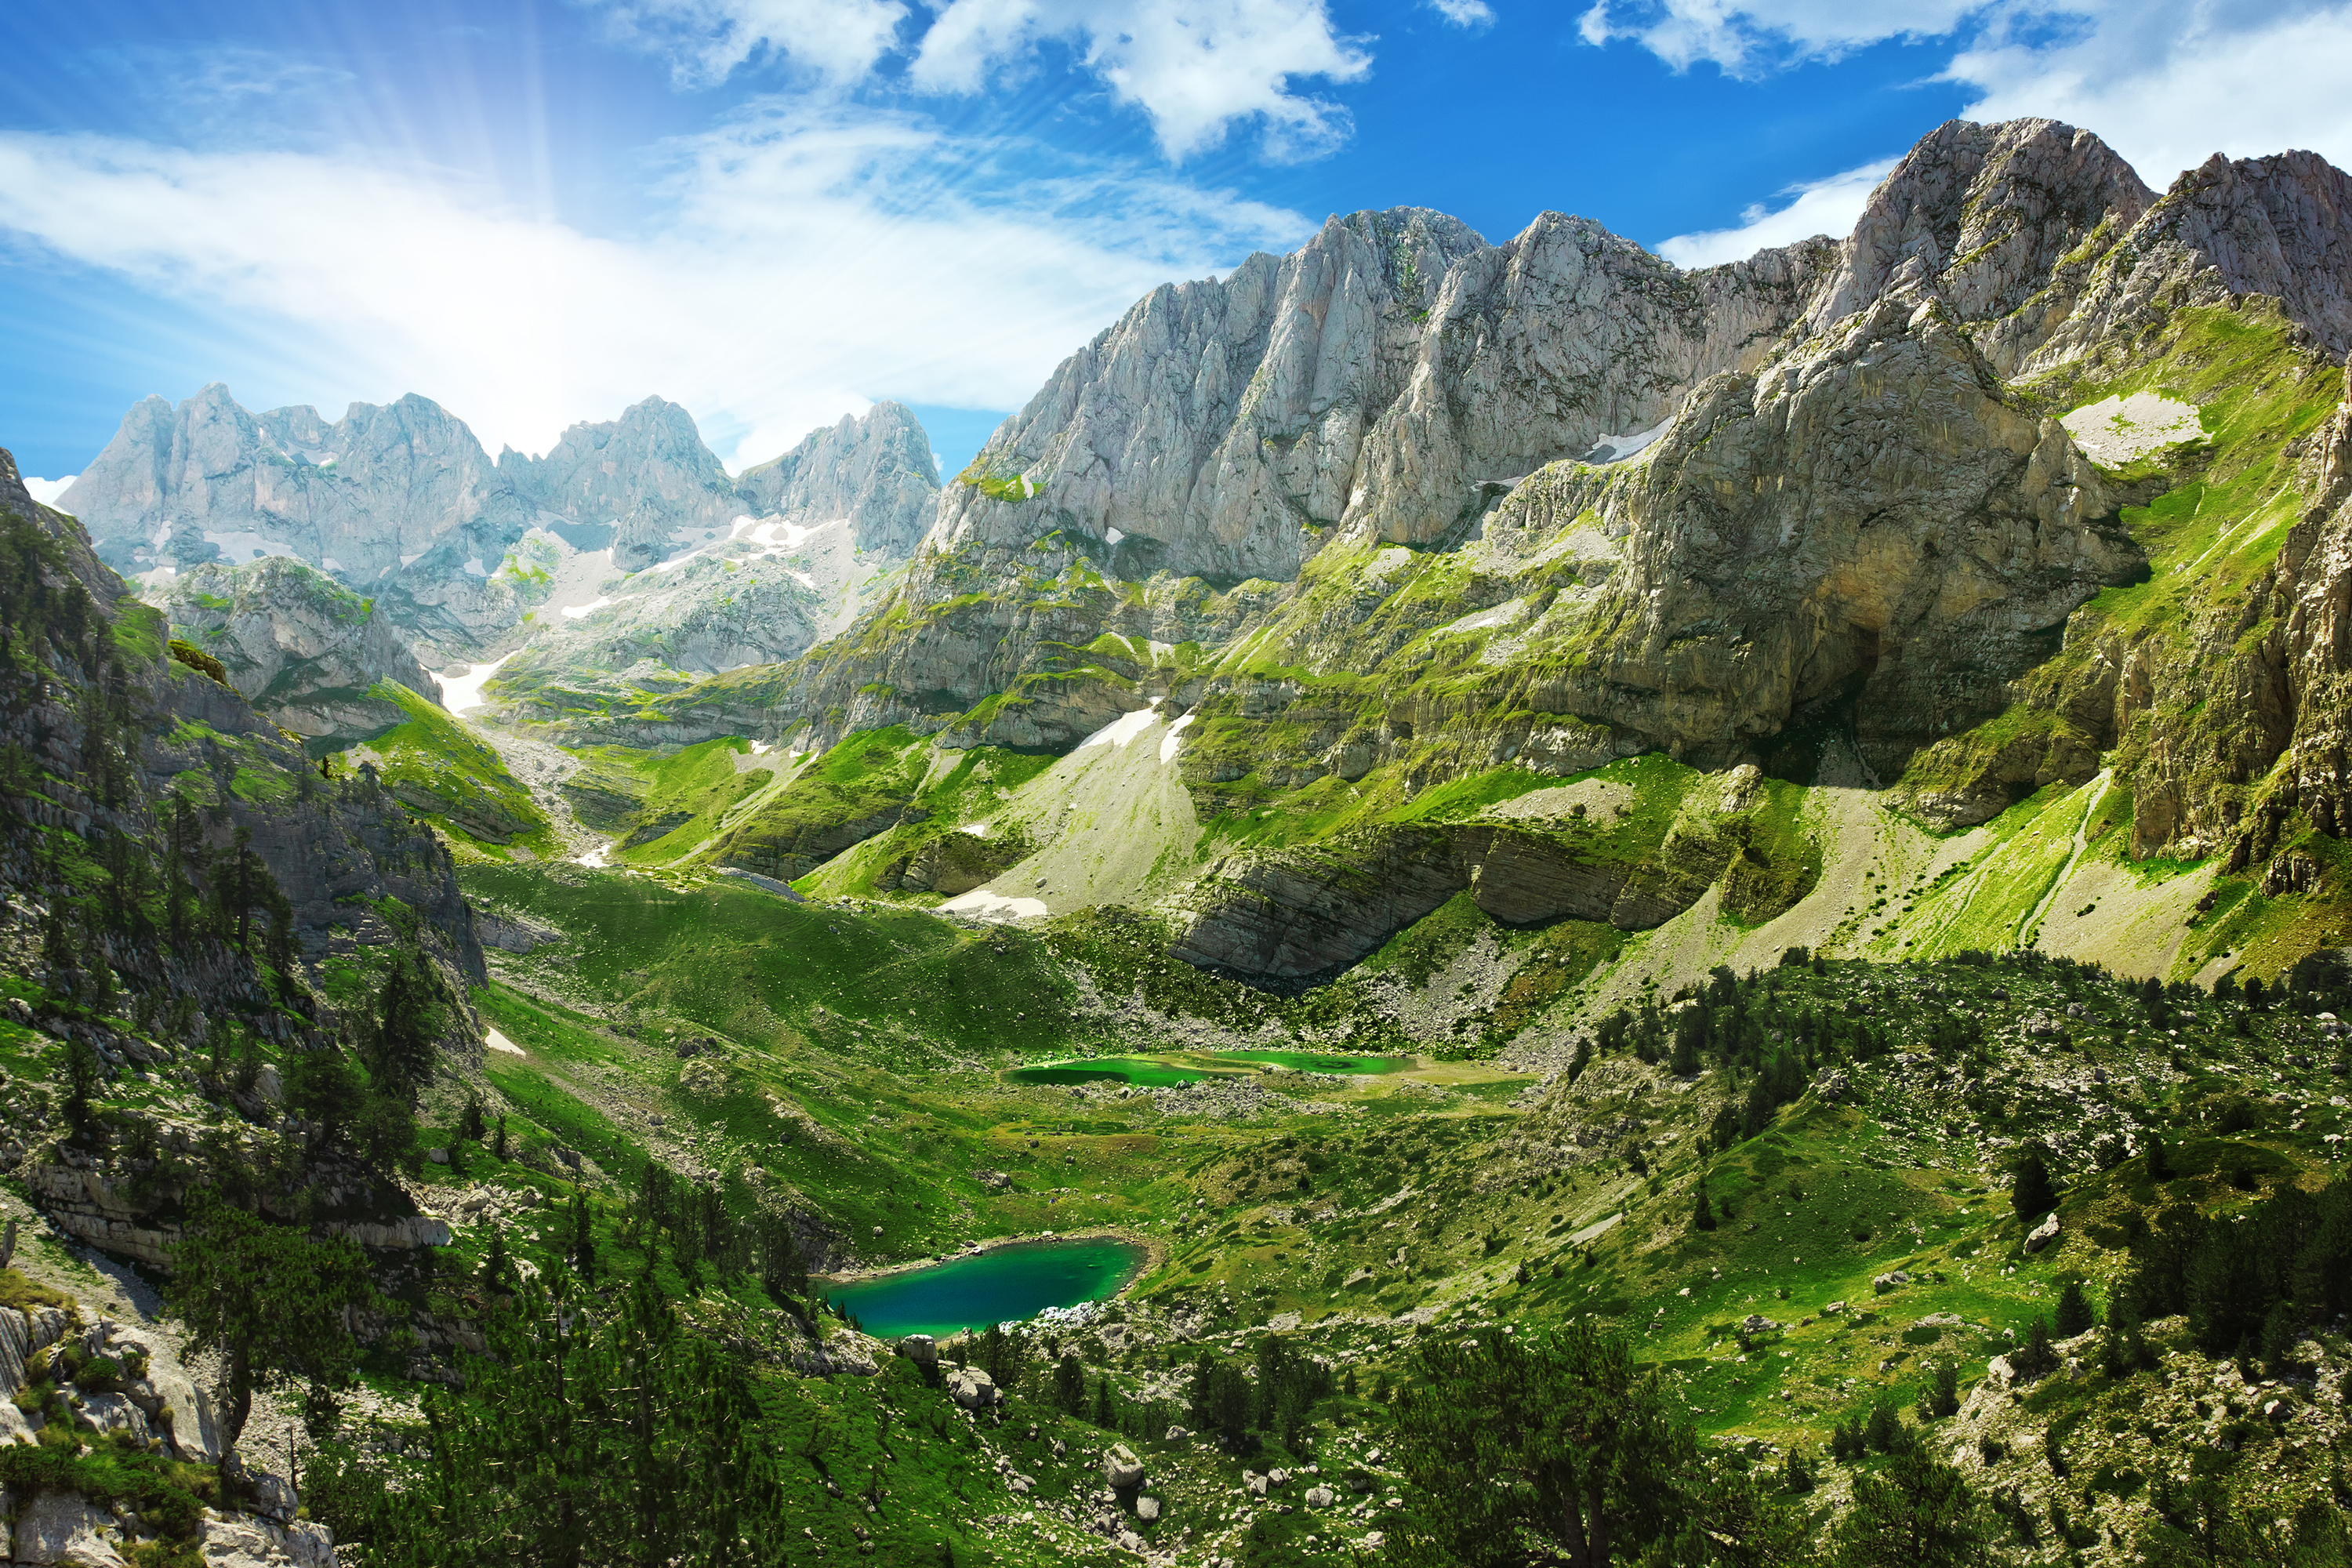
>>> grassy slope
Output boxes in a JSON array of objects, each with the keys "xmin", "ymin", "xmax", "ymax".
[
  {"xmin": 434, "ymin": 859, "xmax": 2351, "ymax": 1565},
  {"xmin": 333, "ymin": 684, "xmax": 557, "ymax": 858}
]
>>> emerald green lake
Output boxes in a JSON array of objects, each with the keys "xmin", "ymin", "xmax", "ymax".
[
  {"xmin": 1005, "ymin": 1058, "xmax": 1219, "ymax": 1087},
  {"xmin": 823, "ymin": 1239, "xmax": 1149, "ymax": 1338}
]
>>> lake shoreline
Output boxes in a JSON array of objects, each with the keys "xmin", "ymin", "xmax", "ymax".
[{"xmin": 815, "ymin": 1225, "xmax": 1166, "ymax": 1300}]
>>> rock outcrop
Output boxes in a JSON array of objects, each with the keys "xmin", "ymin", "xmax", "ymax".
[
  {"xmin": 147, "ymin": 557, "xmax": 439, "ymax": 741},
  {"xmin": 736, "ymin": 401, "xmax": 941, "ymax": 557},
  {"xmin": 930, "ymin": 205, "xmax": 1833, "ymax": 583},
  {"xmin": 499, "ymin": 396, "xmax": 742, "ymax": 572}
]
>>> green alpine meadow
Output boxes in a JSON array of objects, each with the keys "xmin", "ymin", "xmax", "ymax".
[{"xmin": 4, "ymin": 108, "xmax": 2352, "ymax": 1568}]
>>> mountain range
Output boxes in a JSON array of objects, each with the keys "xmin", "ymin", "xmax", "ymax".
[{"xmin": 6, "ymin": 112, "xmax": 2352, "ymax": 1568}]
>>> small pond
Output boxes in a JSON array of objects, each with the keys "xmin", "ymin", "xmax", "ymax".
[{"xmin": 822, "ymin": 1238, "xmax": 1149, "ymax": 1338}]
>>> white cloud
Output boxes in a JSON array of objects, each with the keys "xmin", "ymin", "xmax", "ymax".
[
  {"xmin": 1656, "ymin": 158, "xmax": 1894, "ymax": 267},
  {"xmin": 1583, "ymin": 0, "xmax": 2352, "ymax": 185},
  {"xmin": 597, "ymin": 0, "xmax": 910, "ymax": 84},
  {"xmin": 1576, "ymin": 0, "xmax": 1976, "ymax": 77},
  {"xmin": 1428, "ymin": 0, "xmax": 1497, "ymax": 26},
  {"xmin": 911, "ymin": 0, "xmax": 1372, "ymax": 160},
  {"xmin": 22, "ymin": 475, "xmax": 77, "ymax": 506},
  {"xmin": 1948, "ymin": 3, "xmax": 2352, "ymax": 187},
  {"xmin": 0, "ymin": 111, "xmax": 1310, "ymax": 468},
  {"xmin": 601, "ymin": 0, "xmax": 1372, "ymax": 162}
]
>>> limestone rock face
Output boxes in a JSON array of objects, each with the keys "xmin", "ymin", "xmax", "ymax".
[
  {"xmin": 1504, "ymin": 289, "xmax": 2143, "ymax": 779},
  {"xmin": 57, "ymin": 388, "xmax": 938, "ymax": 664},
  {"xmin": 1801, "ymin": 118, "xmax": 2155, "ymax": 375},
  {"xmin": 2039, "ymin": 149, "xmax": 2352, "ymax": 367},
  {"xmin": 148, "ymin": 557, "xmax": 438, "ymax": 741},
  {"xmin": 930, "ymin": 205, "xmax": 1833, "ymax": 583},
  {"xmin": 57, "ymin": 383, "xmax": 527, "ymax": 588},
  {"xmin": 736, "ymin": 401, "xmax": 941, "ymax": 557},
  {"xmin": 12, "ymin": 1490, "xmax": 127, "ymax": 1566},
  {"xmin": 502, "ymin": 396, "xmax": 740, "ymax": 572}
]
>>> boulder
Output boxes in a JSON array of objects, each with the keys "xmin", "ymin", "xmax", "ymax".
[
  {"xmin": 1104, "ymin": 1443, "xmax": 1145, "ymax": 1490},
  {"xmin": 1136, "ymin": 1495, "xmax": 1161, "ymax": 1522},
  {"xmin": 945, "ymin": 1366, "xmax": 1000, "ymax": 1410},
  {"xmin": 13, "ymin": 1489, "xmax": 126, "ymax": 1566},
  {"xmin": 198, "ymin": 1512, "xmax": 339, "ymax": 1568},
  {"xmin": 72, "ymin": 1392, "xmax": 149, "ymax": 1446},
  {"xmin": 901, "ymin": 1334, "xmax": 938, "ymax": 1367},
  {"xmin": 2024, "ymin": 1213, "xmax": 2061, "ymax": 1253},
  {"xmin": 1306, "ymin": 1485, "xmax": 1336, "ymax": 1508}
]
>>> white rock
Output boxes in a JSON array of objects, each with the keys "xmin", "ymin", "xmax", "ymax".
[
  {"xmin": 13, "ymin": 1489, "xmax": 126, "ymax": 1566},
  {"xmin": 2024, "ymin": 1213, "xmax": 2061, "ymax": 1253},
  {"xmin": 1104, "ymin": 1443, "xmax": 1145, "ymax": 1490}
]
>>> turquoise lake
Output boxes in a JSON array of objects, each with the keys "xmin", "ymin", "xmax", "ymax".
[{"xmin": 822, "ymin": 1238, "xmax": 1149, "ymax": 1338}]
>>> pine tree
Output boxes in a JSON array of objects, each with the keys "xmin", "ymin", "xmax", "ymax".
[
  {"xmin": 1388, "ymin": 1322, "xmax": 1800, "ymax": 1568},
  {"xmin": 481, "ymin": 1228, "xmax": 510, "ymax": 1294},
  {"xmin": 492, "ymin": 1114, "xmax": 508, "ymax": 1161},
  {"xmin": 571, "ymin": 1192, "xmax": 597, "ymax": 1284},
  {"xmin": 2053, "ymin": 1278, "xmax": 2095, "ymax": 1338},
  {"xmin": 1055, "ymin": 1352, "xmax": 1086, "ymax": 1414},
  {"xmin": 165, "ymin": 1193, "xmax": 376, "ymax": 1454},
  {"xmin": 1830, "ymin": 1446, "xmax": 1986, "ymax": 1568},
  {"xmin": 1693, "ymin": 1183, "xmax": 1717, "ymax": 1232},
  {"xmin": 2010, "ymin": 1143, "xmax": 2057, "ymax": 1218}
]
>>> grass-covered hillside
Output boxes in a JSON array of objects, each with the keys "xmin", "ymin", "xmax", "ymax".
[{"xmin": 308, "ymin": 845, "xmax": 2349, "ymax": 1565}]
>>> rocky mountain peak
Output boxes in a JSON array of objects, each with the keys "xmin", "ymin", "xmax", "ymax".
[
  {"xmin": 1801, "ymin": 118, "xmax": 2155, "ymax": 373},
  {"xmin": 149, "ymin": 555, "xmax": 441, "ymax": 742},
  {"xmin": 508, "ymin": 395, "xmax": 740, "ymax": 571},
  {"xmin": 735, "ymin": 400, "xmax": 939, "ymax": 557},
  {"xmin": 927, "ymin": 199, "xmax": 1833, "ymax": 586}
]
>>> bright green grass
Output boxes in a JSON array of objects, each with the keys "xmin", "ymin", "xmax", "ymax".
[{"xmin": 343, "ymin": 684, "xmax": 555, "ymax": 855}]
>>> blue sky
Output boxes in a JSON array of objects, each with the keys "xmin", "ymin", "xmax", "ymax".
[{"xmin": 4, "ymin": 0, "xmax": 2349, "ymax": 489}]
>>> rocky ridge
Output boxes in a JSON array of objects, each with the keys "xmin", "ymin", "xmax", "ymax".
[
  {"xmin": 59, "ymin": 392, "xmax": 941, "ymax": 666},
  {"xmin": 147, "ymin": 556, "xmax": 441, "ymax": 742}
]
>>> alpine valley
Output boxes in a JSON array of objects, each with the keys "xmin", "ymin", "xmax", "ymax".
[{"xmin": 3, "ymin": 116, "xmax": 2351, "ymax": 1568}]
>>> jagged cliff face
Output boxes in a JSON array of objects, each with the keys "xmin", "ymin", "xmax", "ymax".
[
  {"xmin": 61, "ymin": 384, "xmax": 526, "ymax": 587},
  {"xmin": 0, "ymin": 447, "xmax": 484, "ymax": 1008},
  {"xmin": 500, "ymin": 396, "xmax": 742, "ymax": 572},
  {"xmin": 929, "ymin": 206, "xmax": 1834, "ymax": 586},
  {"xmin": 147, "ymin": 556, "xmax": 441, "ymax": 742},
  {"xmin": 56, "ymin": 392, "xmax": 942, "ymax": 668},
  {"xmin": 738, "ymin": 401, "xmax": 941, "ymax": 557}
]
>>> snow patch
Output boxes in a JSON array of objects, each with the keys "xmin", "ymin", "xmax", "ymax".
[
  {"xmin": 433, "ymin": 652, "xmax": 515, "ymax": 714},
  {"xmin": 485, "ymin": 1028, "xmax": 524, "ymax": 1056},
  {"xmin": 960, "ymin": 821, "xmax": 991, "ymax": 838},
  {"xmin": 205, "ymin": 529, "xmax": 300, "ymax": 564},
  {"xmin": 1585, "ymin": 418, "xmax": 1671, "ymax": 464},
  {"xmin": 1159, "ymin": 712, "xmax": 1196, "ymax": 765},
  {"xmin": 21, "ymin": 475, "xmax": 74, "ymax": 506},
  {"xmin": 1077, "ymin": 699, "xmax": 1162, "ymax": 750},
  {"xmin": 463, "ymin": 557, "xmax": 488, "ymax": 578},
  {"xmin": 2061, "ymin": 392, "xmax": 2204, "ymax": 466},
  {"xmin": 561, "ymin": 597, "xmax": 613, "ymax": 620},
  {"xmin": 941, "ymin": 888, "xmax": 1049, "ymax": 921},
  {"xmin": 576, "ymin": 839, "xmax": 611, "ymax": 869},
  {"xmin": 1105, "ymin": 527, "xmax": 1125, "ymax": 544},
  {"xmin": 321, "ymin": 557, "xmax": 344, "ymax": 572}
]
